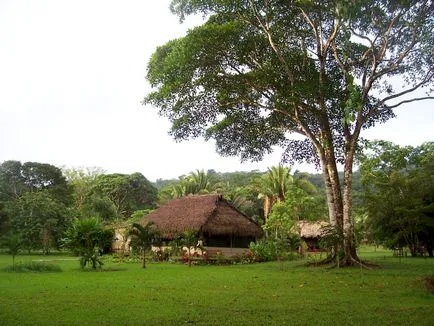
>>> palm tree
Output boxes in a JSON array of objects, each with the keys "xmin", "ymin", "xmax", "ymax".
[
  {"xmin": 189, "ymin": 169, "xmax": 213, "ymax": 194},
  {"xmin": 170, "ymin": 182, "xmax": 188, "ymax": 198},
  {"xmin": 252, "ymin": 165, "xmax": 294, "ymax": 220},
  {"xmin": 64, "ymin": 217, "xmax": 109, "ymax": 269},
  {"xmin": 167, "ymin": 170, "xmax": 215, "ymax": 199},
  {"xmin": 128, "ymin": 222, "xmax": 160, "ymax": 268}
]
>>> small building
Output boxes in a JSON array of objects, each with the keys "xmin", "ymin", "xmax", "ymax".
[
  {"xmin": 297, "ymin": 220, "xmax": 329, "ymax": 251},
  {"xmin": 142, "ymin": 194, "xmax": 264, "ymax": 256}
]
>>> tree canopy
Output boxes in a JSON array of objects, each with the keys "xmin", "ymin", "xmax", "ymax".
[
  {"xmin": 0, "ymin": 161, "xmax": 73, "ymax": 252},
  {"xmin": 67, "ymin": 171, "xmax": 159, "ymax": 220},
  {"xmin": 0, "ymin": 161, "xmax": 71, "ymax": 204}
]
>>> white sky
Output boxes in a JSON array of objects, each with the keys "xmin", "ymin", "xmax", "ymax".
[{"xmin": 0, "ymin": 0, "xmax": 433, "ymax": 182}]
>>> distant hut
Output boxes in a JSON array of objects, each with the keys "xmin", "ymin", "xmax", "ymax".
[
  {"xmin": 141, "ymin": 194, "xmax": 264, "ymax": 256},
  {"xmin": 297, "ymin": 220, "xmax": 329, "ymax": 251}
]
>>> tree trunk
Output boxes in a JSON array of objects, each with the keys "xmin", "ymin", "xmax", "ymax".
[
  {"xmin": 324, "ymin": 149, "xmax": 344, "ymax": 229},
  {"xmin": 342, "ymin": 154, "xmax": 360, "ymax": 264},
  {"xmin": 263, "ymin": 196, "xmax": 271, "ymax": 220},
  {"xmin": 321, "ymin": 164, "xmax": 337, "ymax": 228},
  {"xmin": 142, "ymin": 250, "xmax": 146, "ymax": 268},
  {"xmin": 316, "ymin": 143, "xmax": 361, "ymax": 266}
]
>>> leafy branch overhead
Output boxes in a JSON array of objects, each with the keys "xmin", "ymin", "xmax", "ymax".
[{"xmin": 146, "ymin": 0, "xmax": 432, "ymax": 163}]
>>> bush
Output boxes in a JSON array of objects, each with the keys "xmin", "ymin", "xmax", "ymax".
[
  {"xmin": 249, "ymin": 241, "xmax": 276, "ymax": 261},
  {"xmin": 249, "ymin": 235, "xmax": 300, "ymax": 262},
  {"xmin": 231, "ymin": 250, "xmax": 258, "ymax": 264},
  {"xmin": 3, "ymin": 261, "xmax": 62, "ymax": 273},
  {"xmin": 151, "ymin": 248, "xmax": 170, "ymax": 262},
  {"xmin": 79, "ymin": 252, "xmax": 103, "ymax": 270}
]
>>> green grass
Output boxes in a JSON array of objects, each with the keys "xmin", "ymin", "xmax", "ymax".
[{"xmin": 0, "ymin": 248, "xmax": 433, "ymax": 325}]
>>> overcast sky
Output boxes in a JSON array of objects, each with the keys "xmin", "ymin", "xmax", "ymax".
[{"xmin": 1, "ymin": 0, "xmax": 433, "ymax": 182}]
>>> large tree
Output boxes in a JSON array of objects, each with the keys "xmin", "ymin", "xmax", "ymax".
[
  {"xmin": 5, "ymin": 191, "xmax": 71, "ymax": 253},
  {"xmin": 0, "ymin": 161, "xmax": 72, "ymax": 239},
  {"xmin": 0, "ymin": 161, "xmax": 71, "ymax": 204},
  {"xmin": 92, "ymin": 173, "xmax": 158, "ymax": 219},
  {"xmin": 145, "ymin": 1, "xmax": 433, "ymax": 265},
  {"xmin": 63, "ymin": 167, "xmax": 105, "ymax": 211}
]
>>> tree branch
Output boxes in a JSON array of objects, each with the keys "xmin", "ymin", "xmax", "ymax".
[
  {"xmin": 299, "ymin": 8, "xmax": 320, "ymax": 50},
  {"xmin": 375, "ymin": 13, "xmax": 400, "ymax": 63},
  {"xmin": 379, "ymin": 70, "xmax": 433, "ymax": 105},
  {"xmin": 371, "ymin": 29, "xmax": 418, "ymax": 82},
  {"xmin": 384, "ymin": 96, "xmax": 434, "ymax": 110},
  {"xmin": 249, "ymin": 0, "xmax": 294, "ymax": 84}
]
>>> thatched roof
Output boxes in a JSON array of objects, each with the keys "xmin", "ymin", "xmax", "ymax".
[
  {"xmin": 142, "ymin": 194, "xmax": 263, "ymax": 239},
  {"xmin": 297, "ymin": 220, "xmax": 329, "ymax": 239}
]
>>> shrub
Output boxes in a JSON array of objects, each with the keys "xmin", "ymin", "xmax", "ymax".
[
  {"xmin": 213, "ymin": 251, "xmax": 230, "ymax": 265},
  {"xmin": 249, "ymin": 240, "xmax": 277, "ymax": 261},
  {"xmin": 151, "ymin": 248, "xmax": 170, "ymax": 262},
  {"xmin": 249, "ymin": 235, "xmax": 300, "ymax": 262},
  {"xmin": 3, "ymin": 261, "xmax": 62, "ymax": 273},
  {"xmin": 231, "ymin": 250, "xmax": 258, "ymax": 264}
]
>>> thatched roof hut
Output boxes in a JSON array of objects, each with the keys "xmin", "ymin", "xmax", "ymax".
[
  {"xmin": 142, "ymin": 194, "xmax": 263, "ymax": 247},
  {"xmin": 295, "ymin": 220, "xmax": 329, "ymax": 251},
  {"xmin": 297, "ymin": 220, "xmax": 329, "ymax": 239}
]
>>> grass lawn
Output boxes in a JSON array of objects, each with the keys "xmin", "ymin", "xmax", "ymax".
[{"xmin": 0, "ymin": 248, "xmax": 433, "ymax": 325}]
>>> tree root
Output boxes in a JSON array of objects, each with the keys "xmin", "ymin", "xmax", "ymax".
[
  {"xmin": 342, "ymin": 256, "xmax": 380, "ymax": 269},
  {"xmin": 305, "ymin": 254, "xmax": 336, "ymax": 267},
  {"xmin": 306, "ymin": 254, "xmax": 380, "ymax": 269}
]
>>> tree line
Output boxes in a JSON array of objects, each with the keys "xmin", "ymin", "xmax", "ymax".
[
  {"xmin": 0, "ymin": 140, "xmax": 433, "ymax": 257},
  {"xmin": 0, "ymin": 162, "xmax": 157, "ymax": 254}
]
